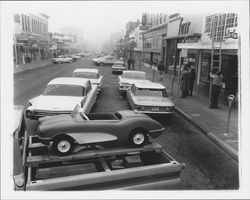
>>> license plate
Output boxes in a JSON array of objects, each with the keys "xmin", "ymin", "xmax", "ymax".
[{"xmin": 151, "ymin": 107, "xmax": 159, "ymax": 111}]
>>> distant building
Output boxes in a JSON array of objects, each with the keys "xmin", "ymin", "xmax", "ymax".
[
  {"xmin": 13, "ymin": 13, "xmax": 50, "ymax": 65},
  {"xmin": 143, "ymin": 13, "xmax": 168, "ymax": 66}
]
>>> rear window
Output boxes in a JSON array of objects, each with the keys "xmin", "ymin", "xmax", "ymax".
[
  {"xmin": 44, "ymin": 84, "xmax": 85, "ymax": 96},
  {"xmin": 73, "ymin": 72, "xmax": 98, "ymax": 79},
  {"xmin": 123, "ymin": 72, "xmax": 146, "ymax": 80},
  {"xmin": 136, "ymin": 88, "xmax": 168, "ymax": 97}
]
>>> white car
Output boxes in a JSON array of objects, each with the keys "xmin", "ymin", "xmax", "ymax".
[
  {"xmin": 52, "ymin": 55, "xmax": 73, "ymax": 64},
  {"xmin": 118, "ymin": 70, "xmax": 150, "ymax": 94},
  {"xmin": 127, "ymin": 82, "xmax": 175, "ymax": 115},
  {"xmin": 71, "ymin": 55, "xmax": 81, "ymax": 62},
  {"xmin": 72, "ymin": 68, "xmax": 103, "ymax": 92},
  {"xmin": 112, "ymin": 61, "xmax": 125, "ymax": 74},
  {"xmin": 25, "ymin": 77, "xmax": 98, "ymax": 120},
  {"xmin": 93, "ymin": 56, "xmax": 115, "ymax": 65}
]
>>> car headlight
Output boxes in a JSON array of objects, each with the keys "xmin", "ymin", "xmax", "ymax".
[{"xmin": 136, "ymin": 105, "xmax": 144, "ymax": 110}]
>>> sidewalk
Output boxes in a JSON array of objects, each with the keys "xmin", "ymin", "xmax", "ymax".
[
  {"xmin": 14, "ymin": 59, "xmax": 53, "ymax": 74},
  {"xmin": 135, "ymin": 62, "xmax": 238, "ymax": 161}
]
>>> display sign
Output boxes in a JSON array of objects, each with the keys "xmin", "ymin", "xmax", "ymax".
[
  {"xmin": 140, "ymin": 25, "xmax": 149, "ymax": 31},
  {"xmin": 181, "ymin": 49, "xmax": 188, "ymax": 57},
  {"xmin": 225, "ymin": 27, "xmax": 238, "ymax": 39}
]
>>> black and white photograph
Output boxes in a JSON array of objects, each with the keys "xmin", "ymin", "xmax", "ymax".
[{"xmin": 1, "ymin": 0, "xmax": 250, "ymax": 199}]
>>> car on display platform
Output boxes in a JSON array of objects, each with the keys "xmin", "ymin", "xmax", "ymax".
[
  {"xmin": 112, "ymin": 61, "xmax": 125, "ymax": 74},
  {"xmin": 127, "ymin": 82, "xmax": 175, "ymax": 115},
  {"xmin": 118, "ymin": 70, "xmax": 150, "ymax": 95},
  {"xmin": 52, "ymin": 55, "xmax": 73, "ymax": 64},
  {"xmin": 25, "ymin": 77, "xmax": 98, "ymax": 120},
  {"xmin": 93, "ymin": 56, "xmax": 116, "ymax": 66},
  {"xmin": 37, "ymin": 104, "xmax": 165, "ymax": 156},
  {"xmin": 72, "ymin": 68, "xmax": 103, "ymax": 92}
]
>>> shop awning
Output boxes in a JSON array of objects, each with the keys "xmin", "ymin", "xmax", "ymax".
[{"xmin": 177, "ymin": 42, "xmax": 238, "ymax": 50}]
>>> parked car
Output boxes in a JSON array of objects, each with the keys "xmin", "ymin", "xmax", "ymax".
[
  {"xmin": 94, "ymin": 56, "xmax": 116, "ymax": 65},
  {"xmin": 25, "ymin": 77, "xmax": 98, "ymax": 120},
  {"xmin": 118, "ymin": 70, "xmax": 150, "ymax": 95},
  {"xmin": 112, "ymin": 61, "xmax": 125, "ymax": 74},
  {"xmin": 37, "ymin": 104, "xmax": 165, "ymax": 156},
  {"xmin": 71, "ymin": 55, "xmax": 81, "ymax": 62},
  {"xmin": 127, "ymin": 82, "xmax": 175, "ymax": 115},
  {"xmin": 52, "ymin": 55, "xmax": 73, "ymax": 64},
  {"xmin": 72, "ymin": 68, "xmax": 103, "ymax": 92}
]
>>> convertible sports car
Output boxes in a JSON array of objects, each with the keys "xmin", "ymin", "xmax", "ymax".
[
  {"xmin": 72, "ymin": 68, "xmax": 103, "ymax": 92},
  {"xmin": 26, "ymin": 77, "xmax": 98, "ymax": 120},
  {"xmin": 127, "ymin": 82, "xmax": 175, "ymax": 115},
  {"xmin": 118, "ymin": 70, "xmax": 151, "ymax": 95},
  {"xmin": 38, "ymin": 105, "xmax": 165, "ymax": 156}
]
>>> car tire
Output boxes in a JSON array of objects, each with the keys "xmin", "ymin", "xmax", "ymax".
[
  {"xmin": 100, "ymin": 62, "xmax": 104, "ymax": 66},
  {"xmin": 129, "ymin": 129, "xmax": 149, "ymax": 148},
  {"xmin": 58, "ymin": 61, "xmax": 61, "ymax": 64},
  {"xmin": 53, "ymin": 135, "xmax": 75, "ymax": 156}
]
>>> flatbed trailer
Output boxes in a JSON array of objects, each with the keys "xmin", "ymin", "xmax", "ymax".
[{"xmin": 13, "ymin": 107, "xmax": 185, "ymax": 191}]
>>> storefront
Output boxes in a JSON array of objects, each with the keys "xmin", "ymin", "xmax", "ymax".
[
  {"xmin": 162, "ymin": 13, "xmax": 203, "ymax": 74},
  {"xmin": 177, "ymin": 36, "xmax": 239, "ymax": 102}
]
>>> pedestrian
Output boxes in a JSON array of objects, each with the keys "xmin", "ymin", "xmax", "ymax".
[
  {"xmin": 180, "ymin": 65, "xmax": 191, "ymax": 98},
  {"xmin": 209, "ymin": 70, "xmax": 223, "ymax": 109},
  {"xmin": 131, "ymin": 57, "xmax": 135, "ymax": 70},
  {"xmin": 127, "ymin": 57, "xmax": 131, "ymax": 70},
  {"xmin": 157, "ymin": 61, "xmax": 165, "ymax": 81},
  {"xmin": 189, "ymin": 65, "xmax": 196, "ymax": 96}
]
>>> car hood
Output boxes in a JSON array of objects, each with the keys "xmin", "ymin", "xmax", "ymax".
[
  {"xmin": 119, "ymin": 78, "xmax": 150, "ymax": 85},
  {"xmin": 29, "ymin": 95, "xmax": 85, "ymax": 111},
  {"xmin": 133, "ymin": 96, "xmax": 175, "ymax": 107}
]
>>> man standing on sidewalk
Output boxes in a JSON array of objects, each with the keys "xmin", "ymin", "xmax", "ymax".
[
  {"xmin": 131, "ymin": 57, "xmax": 135, "ymax": 70},
  {"xmin": 189, "ymin": 65, "xmax": 196, "ymax": 96},
  {"xmin": 180, "ymin": 65, "xmax": 191, "ymax": 98},
  {"xmin": 209, "ymin": 70, "xmax": 223, "ymax": 109},
  {"xmin": 157, "ymin": 61, "xmax": 165, "ymax": 81},
  {"xmin": 127, "ymin": 57, "xmax": 131, "ymax": 70}
]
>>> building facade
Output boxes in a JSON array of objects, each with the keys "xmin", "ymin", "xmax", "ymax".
[
  {"xmin": 142, "ymin": 13, "xmax": 168, "ymax": 66},
  {"xmin": 14, "ymin": 13, "xmax": 50, "ymax": 65}
]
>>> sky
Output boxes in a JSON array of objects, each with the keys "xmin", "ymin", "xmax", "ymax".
[{"xmin": 5, "ymin": 1, "xmax": 246, "ymax": 50}]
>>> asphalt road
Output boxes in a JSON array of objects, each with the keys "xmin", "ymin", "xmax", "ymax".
[{"xmin": 14, "ymin": 56, "xmax": 239, "ymax": 190}]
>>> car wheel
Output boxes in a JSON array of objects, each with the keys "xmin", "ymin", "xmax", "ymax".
[
  {"xmin": 58, "ymin": 61, "xmax": 61, "ymax": 64},
  {"xmin": 129, "ymin": 129, "xmax": 148, "ymax": 148},
  {"xmin": 100, "ymin": 62, "xmax": 104, "ymax": 66},
  {"xmin": 53, "ymin": 135, "xmax": 75, "ymax": 156}
]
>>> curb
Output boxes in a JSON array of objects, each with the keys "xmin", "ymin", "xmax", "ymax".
[
  {"xmin": 14, "ymin": 61, "xmax": 53, "ymax": 74},
  {"xmin": 174, "ymin": 106, "xmax": 238, "ymax": 162}
]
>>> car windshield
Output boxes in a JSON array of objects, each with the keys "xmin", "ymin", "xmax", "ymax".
[
  {"xmin": 136, "ymin": 88, "xmax": 168, "ymax": 97},
  {"xmin": 123, "ymin": 72, "xmax": 146, "ymax": 80},
  {"xmin": 43, "ymin": 84, "xmax": 85, "ymax": 96},
  {"xmin": 73, "ymin": 72, "xmax": 98, "ymax": 79}
]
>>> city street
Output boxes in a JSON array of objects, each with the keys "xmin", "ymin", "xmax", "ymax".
[{"xmin": 14, "ymin": 56, "xmax": 239, "ymax": 190}]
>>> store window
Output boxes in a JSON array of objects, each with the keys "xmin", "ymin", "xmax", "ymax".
[{"xmin": 200, "ymin": 53, "xmax": 211, "ymax": 83}]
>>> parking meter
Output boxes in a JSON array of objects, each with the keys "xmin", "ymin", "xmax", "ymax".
[{"xmin": 225, "ymin": 94, "xmax": 235, "ymax": 135}]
